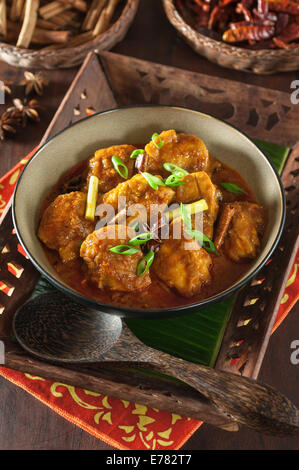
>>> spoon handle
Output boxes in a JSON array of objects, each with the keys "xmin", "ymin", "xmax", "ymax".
[
  {"xmin": 138, "ymin": 351, "xmax": 299, "ymax": 437},
  {"xmin": 103, "ymin": 323, "xmax": 299, "ymax": 435}
]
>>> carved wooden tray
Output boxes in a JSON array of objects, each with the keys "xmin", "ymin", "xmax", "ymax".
[{"xmin": 0, "ymin": 51, "xmax": 298, "ymax": 431}]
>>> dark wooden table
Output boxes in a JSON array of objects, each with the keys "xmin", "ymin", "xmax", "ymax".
[{"xmin": 0, "ymin": 0, "xmax": 298, "ymax": 450}]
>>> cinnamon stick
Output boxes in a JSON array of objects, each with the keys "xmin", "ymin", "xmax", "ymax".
[
  {"xmin": 59, "ymin": 0, "xmax": 87, "ymax": 12},
  {"xmin": 39, "ymin": 1, "xmax": 71, "ymax": 20},
  {"xmin": 32, "ymin": 27, "xmax": 72, "ymax": 44},
  {"xmin": 36, "ymin": 18, "xmax": 61, "ymax": 31},
  {"xmin": 50, "ymin": 11, "xmax": 79, "ymax": 28},
  {"xmin": 82, "ymin": 0, "xmax": 106, "ymax": 31},
  {"xmin": 93, "ymin": 8, "xmax": 109, "ymax": 35},
  {"xmin": 7, "ymin": 20, "xmax": 72, "ymax": 45},
  {"xmin": 41, "ymin": 30, "xmax": 93, "ymax": 50},
  {"xmin": 214, "ymin": 204, "xmax": 235, "ymax": 251},
  {"xmin": 64, "ymin": 30, "xmax": 93, "ymax": 46},
  {"xmin": 93, "ymin": 0, "xmax": 120, "ymax": 36},
  {"xmin": 9, "ymin": 0, "xmax": 24, "ymax": 21},
  {"xmin": 0, "ymin": 0, "xmax": 6, "ymax": 37},
  {"xmin": 16, "ymin": 0, "xmax": 39, "ymax": 48},
  {"xmin": 105, "ymin": 0, "xmax": 120, "ymax": 20}
]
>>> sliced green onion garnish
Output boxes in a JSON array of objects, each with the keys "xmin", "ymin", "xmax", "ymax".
[
  {"xmin": 220, "ymin": 182, "xmax": 247, "ymax": 195},
  {"xmin": 164, "ymin": 174, "xmax": 186, "ymax": 187},
  {"xmin": 163, "ymin": 162, "xmax": 189, "ymax": 177},
  {"xmin": 142, "ymin": 172, "xmax": 165, "ymax": 190},
  {"xmin": 129, "ymin": 232, "xmax": 153, "ymax": 245},
  {"xmin": 109, "ymin": 245, "xmax": 139, "ymax": 255},
  {"xmin": 137, "ymin": 251, "xmax": 155, "ymax": 276},
  {"xmin": 151, "ymin": 133, "xmax": 164, "ymax": 149},
  {"xmin": 111, "ymin": 155, "xmax": 129, "ymax": 179},
  {"xmin": 130, "ymin": 149, "xmax": 144, "ymax": 159},
  {"xmin": 185, "ymin": 229, "xmax": 218, "ymax": 254}
]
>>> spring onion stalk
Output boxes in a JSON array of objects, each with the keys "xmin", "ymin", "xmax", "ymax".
[
  {"xmin": 163, "ymin": 199, "xmax": 208, "ymax": 223},
  {"xmin": 85, "ymin": 175, "xmax": 99, "ymax": 221}
]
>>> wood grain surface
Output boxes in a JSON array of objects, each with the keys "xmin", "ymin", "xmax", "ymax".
[{"xmin": 0, "ymin": 0, "xmax": 298, "ymax": 451}]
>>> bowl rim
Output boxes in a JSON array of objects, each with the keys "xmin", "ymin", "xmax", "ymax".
[
  {"xmin": 12, "ymin": 104, "xmax": 286, "ymax": 316},
  {"xmin": 162, "ymin": 0, "xmax": 299, "ymax": 57}
]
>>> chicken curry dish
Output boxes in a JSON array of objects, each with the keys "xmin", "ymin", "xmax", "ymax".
[{"xmin": 37, "ymin": 129, "xmax": 266, "ymax": 310}]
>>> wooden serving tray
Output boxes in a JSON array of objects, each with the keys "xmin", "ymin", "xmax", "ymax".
[{"xmin": 0, "ymin": 51, "xmax": 298, "ymax": 431}]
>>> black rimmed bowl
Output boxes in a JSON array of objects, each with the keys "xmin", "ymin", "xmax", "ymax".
[{"xmin": 12, "ymin": 105, "xmax": 286, "ymax": 319}]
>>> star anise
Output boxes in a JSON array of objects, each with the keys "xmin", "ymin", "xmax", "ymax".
[
  {"xmin": 19, "ymin": 71, "xmax": 49, "ymax": 96},
  {"xmin": 7, "ymin": 98, "xmax": 42, "ymax": 128},
  {"xmin": 0, "ymin": 111, "xmax": 18, "ymax": 141},
  {"xmin": 0, "ymin": 80, "xmax": 12, "ymax": 97}
]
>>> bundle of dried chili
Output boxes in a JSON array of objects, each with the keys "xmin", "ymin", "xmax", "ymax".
[{"xmin": 175, "ymin": 0, "xmax": 299, "ymax": 48}]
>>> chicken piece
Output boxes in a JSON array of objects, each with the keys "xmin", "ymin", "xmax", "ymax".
[
  {"xmin": 176, "ymin": 171, "xmax": 220, "ymax": 239},
  {"xmin": 100, "ymin": 173, "xmax": 175, "ymax": 224},
  {"xmin": 143, "ymin": 130, "xmax": 209, "ymax": 176},
  {"xmin": 86, "ymin": 144, "xmax": 136, "ymax": 193},
  {"xmin": 38, "ymin": 191, "xmax": 95, "ymax": 263},
  {"xmin": 223, "ymin": 202, "xmax": 266, "ymax": 262},
  {"xmin": 153, "ymin": 218, "xmax": 212, "ymax": 297},
  {"xmin": 80, "ymin": 225, "xmax": 151, "ymax": 292}
]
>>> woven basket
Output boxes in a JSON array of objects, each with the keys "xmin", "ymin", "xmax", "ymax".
[
  {"xmin": 0, "ymin": 0, "xmax": 140, "ymax": 70},
  {"xmin": 163, "ymin": 0, "xmax": 299, "ymax": 75}
]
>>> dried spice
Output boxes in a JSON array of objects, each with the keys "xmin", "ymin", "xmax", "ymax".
[
  {"xmin": 176, "ymin": 0, "xmax": 299, "ymax": 48},
  {"xmin": 19, "ymin": 70, "xmax": 49, "ymax": 96},
  {"xmin": 0, "ymin": 110, "xmax": 18, "ymax": 140},
  {"xmin": 6, "ymin": 98, "xmax": 42, "ymax": 127},
  {"xmin": 0, "ymin": 80, "xmax": 12, "ymax": 95}
]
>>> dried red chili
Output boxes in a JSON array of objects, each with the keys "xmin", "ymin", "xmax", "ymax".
[{"xmin": 222, "ymin": 23, "xmax": 275, "ymax": 41}]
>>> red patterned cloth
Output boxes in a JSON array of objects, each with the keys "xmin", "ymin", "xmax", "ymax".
[{"xmin": 0, "ymin": 153, "xmax": 297, "ymax": 450}]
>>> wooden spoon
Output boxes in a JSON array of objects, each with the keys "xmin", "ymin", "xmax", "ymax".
[{"xmin": 13, "ymin": 291, "xmax": 299, "ymax": 437}]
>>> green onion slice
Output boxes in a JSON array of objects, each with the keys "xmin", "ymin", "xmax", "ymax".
[
  {"xmin": 164, "ymin": 174, "xmax": 186, "ymax": 187},
  {"xmin": 137, "ymin": 251, "xmax": 155, "ymax": 276},
  {"xmin": 109, "ymin": 245, "xmax": 139, "ymax": 255},
  {"xmin": 151, "ymin": 133, "xmax": 164, "ymax": 149},
  {"xmin": 220, "ymin": 182, "xmax": 247, "ymax": 195},
  {"xmin": 185, "ymin": 229, "xmax": 218, "ymax": 254},
  {"xmin": 142, "ymin": 172, "xmax": 165, "ymax": 190},
  {"xmin": 111, "ymin": 155, "xmax": 129, "ymax": 179},
  {"xmin": 130, "ymin": 149, "xmax": 144, "ymax": 159},
  {"xmin": 129, "ymin": 232, "xmax": 153, "ymax": 245},
  {"xmin": 163, "ymin": 163, "xmax": 189, "ymax": 178}
]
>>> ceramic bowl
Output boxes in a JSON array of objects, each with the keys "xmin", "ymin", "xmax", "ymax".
[{"xmin": 12, "ymin": 105, "xmax": 286, "ymax": 318}]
